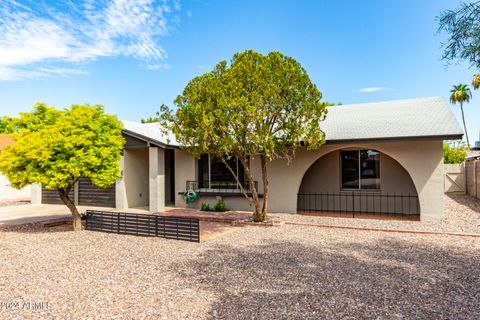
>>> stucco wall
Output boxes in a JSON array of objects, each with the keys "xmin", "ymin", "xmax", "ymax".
[
  {"xmin": 174, "ymin": 149, "xmax": 196, "ymax": 206},
  {"xmin": 124, "ymin": 148, "xmax": 149, "ymax": 208},
  {"xmin": 173, "ymin": 140, "xmax": 444, "ymax": 221},
  {"xmin": 299, "ymin": 151, "xmax": 416, "ymax": 195},
  {"xmin": 0, "ymin": 174, "xmax": 30, "ymax": 201}
]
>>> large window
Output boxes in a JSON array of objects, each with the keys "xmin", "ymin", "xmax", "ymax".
[
  {"xmin": 341, "ymin": 150, "xmax": 380, "ymax": 190},
  {"xmin": 198, "ymin": 154, "xmax": 245, "ymax": 189}
]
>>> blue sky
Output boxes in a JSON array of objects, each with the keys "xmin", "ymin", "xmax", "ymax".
[{"xmin": 0, "ymin": 0, "xmax": 479, "ymax": 144}]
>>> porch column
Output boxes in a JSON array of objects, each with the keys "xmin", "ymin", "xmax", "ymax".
[
  {"xmin": 115, "ymin": 156, "xmax": 127, "ymax": 210},
  {"xmin": 31, "ymin": 183, "xmax": 42, "ymax": 204},
  {"xmin": 149, "ymin": 147, "xmax": 165, "ymax": 212}
]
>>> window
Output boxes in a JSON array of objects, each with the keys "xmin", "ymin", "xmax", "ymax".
[
  {"xmin": 198, "ymin": 154, "xmax": 245, "ymax": 189},
  {"xmin": 341, "ymin": 150, "xmax": 380, "ymax": 190}
]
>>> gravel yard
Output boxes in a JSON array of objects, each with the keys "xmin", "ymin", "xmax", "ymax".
[
  {"xmin": 276, "ymin": 193, "xmax": 480, "ymax": 234},
  {"xmin": 0, "ymin": 213, "xmax": 479, "ymax": 319}
]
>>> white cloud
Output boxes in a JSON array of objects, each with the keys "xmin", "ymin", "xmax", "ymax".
[
  {"xmin": 0, "ymin": 0, "xmax": 180, "ymax": 80},
  {"xmin": 358, "ymin": 87, "xmax": 387, "ymax": 93}
]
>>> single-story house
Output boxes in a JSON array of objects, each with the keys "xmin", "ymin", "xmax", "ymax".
[{"xmin": 32, "ymin": 96, "xmax": 463, "ymax": 221}]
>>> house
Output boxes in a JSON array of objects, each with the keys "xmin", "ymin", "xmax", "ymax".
[
  {"xmin": 32, "ymin": 96, "xmax": 463, "ymax": 221},
  {"xmin": 0, "ymin": 134, "xmax": 31, "ymax": 201}
]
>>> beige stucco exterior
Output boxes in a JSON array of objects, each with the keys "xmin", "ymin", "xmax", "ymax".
[
  {"xmin": 124, "ymin": 148, "xmax": 149, "ymax": 208},
  {"xmin": 174, "ymin": 139, "xmax": 444, "ymax": 221}
]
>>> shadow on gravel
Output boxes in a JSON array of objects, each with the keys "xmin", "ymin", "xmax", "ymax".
[
  {"xmin": 187, "ymin": 239, "xmax": 480, "ymax": 319},
  {"xmin": 446, "ymin": 193, "xmax": 480, "ymax": 214}
]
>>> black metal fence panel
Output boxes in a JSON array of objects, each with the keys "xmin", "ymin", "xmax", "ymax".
[
  {"xmin": 297, "ymin": 192, "xmax": 420, "ymax": 217},
  {"xmin": 85, "ymin": 210, "xmax": 200, "ymax": 243}
]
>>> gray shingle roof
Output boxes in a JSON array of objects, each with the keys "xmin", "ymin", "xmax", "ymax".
[
  {"xmin": 322, "ymin": 96, "xmax": 463, "ymax": 142},
  {"xmin": 122, "ymin": 96, "xmax": 463, "ymax": 148},
  {"xmin": 122, "ymin": 120, "xmax": 179, "ymax": 147}
]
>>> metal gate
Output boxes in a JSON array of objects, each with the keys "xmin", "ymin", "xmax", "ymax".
[
  {"xmin": 41, "ymin": 187, "xmax": 73, "ymax": 204},
  {"xmin": 78, "ymin": 178, "xmax": 115, "ymax": 207}
]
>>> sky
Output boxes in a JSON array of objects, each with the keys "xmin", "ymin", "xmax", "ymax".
[{"xmin": 0, "ymin": 0, "xmax": 479, "ymax": 144}]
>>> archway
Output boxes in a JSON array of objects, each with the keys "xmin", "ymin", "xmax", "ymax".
[{"xmin": 296, "ymin": 148, "xmax": 420, "ymax": 218}]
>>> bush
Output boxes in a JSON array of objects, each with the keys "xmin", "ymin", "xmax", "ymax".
[
  {"xmin": 443, "ymin": 140, "xmax": 468, "ymax": 164},
  {"xmin": 214, "ymin": 200, "xmax": 226, "ymax": 212},
  {"xmin": 200, "ymin": 203, "xmax": 213, "ymax": 211}
]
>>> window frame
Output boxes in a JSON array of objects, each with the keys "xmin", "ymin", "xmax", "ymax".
[
  {"xmin": 198, "ymin": 154, "xmax": 244, "ymax": 190},
  {"xmin": 340, "ymin": 149, "xmax": 381, "ymax": 191}
]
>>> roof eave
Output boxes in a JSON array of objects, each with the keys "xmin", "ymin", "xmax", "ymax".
[
  {"xmin": 325, "ymin": 134, "xmax": 464, "ymax": 145},
  {"xmin": 122, "ymin": 129, "xmax": 179, "ymax": 149}
]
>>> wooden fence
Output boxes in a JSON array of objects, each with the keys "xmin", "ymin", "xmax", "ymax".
[{"xmin": 444, "ymin": 163, "xmax": 466, "ymax": 193}]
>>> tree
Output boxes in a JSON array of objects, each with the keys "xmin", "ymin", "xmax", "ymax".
[
  {"xmin": 438, "ymin": 1, "xmax": 480, "ymax": 69},
  {"xmin": 0, "ymin": 103, "xmax": 124, "ymax": 230},
  {"xmin": 159, "ymin": 50, "xmax": 327, "ymax": 222},
  {"xmin": 473, "ymin": 74, "xmax": 480, "ymax": 90},
  {"xmin": 443, "ymin": 140, "xmax": 468, "ymax": 164},
  {"xmin": 140, "ymin": 104, "xmax": 168, "ymax": 123},
  {"xmin": 450, "ymin": 84, "xmax": 472, "ymax": 146}
]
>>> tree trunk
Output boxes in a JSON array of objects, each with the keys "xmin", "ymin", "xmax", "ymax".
[
  {"xmin": 460, "ymin": 103, "xmax": 470, "ymax": 147},
  {"xmin": 58, "ymin": 187, "xmax": 82, "ymax": 231},
  {"xmin": 260, "ymin": 154, "xmax": 269, "ymax": 219},
  {"xmin": 238, "ymin": 156, "xmax": 264, "ymax": 222}
]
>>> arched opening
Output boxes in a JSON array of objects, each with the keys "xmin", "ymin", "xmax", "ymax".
[{"xmin": 297, "ymin": 148, "xmax": 420, "ymax": 220}]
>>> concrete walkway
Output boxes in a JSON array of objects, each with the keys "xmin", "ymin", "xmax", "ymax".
[{"xmin": 0, "ymin": 204, "xmax": 150, "ymax": 226}]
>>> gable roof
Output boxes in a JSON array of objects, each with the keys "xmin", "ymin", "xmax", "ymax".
[
  {"xmin": 122, "ymin": 96, "xmax": 463, "ymax": 148},
  {"xmin": 322, "ymin": 96, "xmax": 463, "ymax": 143},
  {"xmin": 122, "ymin": 120, "xmax": 179, "ymax": 148}
]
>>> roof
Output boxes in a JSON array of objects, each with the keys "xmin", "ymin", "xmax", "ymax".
[
  {"xmin": 122, "ymin": 96, "xmax": 463, "ymax": 148},
  {"xmin": 322, "ymin": 96, "xmax": 463, "ymax": 143},
  {"xmin": 0, "ymin": 134, "xmax": 14, "ymax": 151},
  {"xmin": 122, "ymin": 120, "xmax": 179, "ymax": 147}
]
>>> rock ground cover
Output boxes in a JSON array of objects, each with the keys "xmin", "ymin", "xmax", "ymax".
[{"xmin": 0, "ymin": 194, "xmax": 478, "ymax": 319}]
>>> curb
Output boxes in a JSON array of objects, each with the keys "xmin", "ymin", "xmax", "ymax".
[{"xmin": 284, "ymin": 221, "xmax": 480, "ymax": 238}]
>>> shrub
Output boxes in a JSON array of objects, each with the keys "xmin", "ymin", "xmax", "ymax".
[
  {"xmin": 214, "ymin": 199, "xmax": 226, "ymax": 212},
  {"xmin": 200, "ymin": 203, "xmax": 213, "ymax": 211},
  {"xmin": 443, "ymin": 140, "xmax": 468, "ymax": 164}
]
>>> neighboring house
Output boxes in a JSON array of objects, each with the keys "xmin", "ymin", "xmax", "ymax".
[
  {"xmin": 0, "ymin": 134, "xmax": 31, "ymax": 201},
  {"xmin": 33, "ymin": 97, "xmax": 463, "ymax": 221}
]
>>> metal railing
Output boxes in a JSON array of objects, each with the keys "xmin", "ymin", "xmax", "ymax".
[
  {"xmin": 186, "ymin": 180, "xmax": 258, "ymax": 193},
  {"xmin": 85, "ymin": 210, "xmax": 200, "ymax": 242},
  {"xmin": 297, "ymin": 192, "xmax": 420, "ymax": 217}
]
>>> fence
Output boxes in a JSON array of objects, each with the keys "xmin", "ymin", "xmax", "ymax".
[
  {"xmin": 85, "ymin": 210, "xmax": 200, "ymax": 242},
  {"xmin": 444, "ymin": 163, "xmax": 466, "ymax": 193},
  {"xmin": 297, "ymin": 192, "xmax": 420, "ymax": 218},
  {"xmin": 466, "ymin": 160, "xmax": 480, "ymax": 199}
]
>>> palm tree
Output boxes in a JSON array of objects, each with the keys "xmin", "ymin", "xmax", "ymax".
[
  {"xmin": 472, "ymin": 74, "xmax": 480, "ymax": 90},
  {"xmin": 450, "ymin": 84, "xmax": 472, "ymax": 146}
]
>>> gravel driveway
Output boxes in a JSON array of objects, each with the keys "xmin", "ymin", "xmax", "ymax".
[{"xmin": 0, "ymin": 218, "xmax": 479, "ymax": 319}]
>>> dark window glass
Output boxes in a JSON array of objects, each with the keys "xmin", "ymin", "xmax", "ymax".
[
  {"xmin": 198, "ymin": 154, "xmax": 209, "ymax": 188},
  {"xmin": 341, "ymin": 151, "xmax": 359, "ymax": 189},
  {"xmin": 197, "ymin": 155, "xmax": 245, "ymax": 189},
  {"xmin": 341, "ymin": 150, "xmax": 380, "ymax": 190},
  {"xmin": 360, "ymin": 150, "xmax": 380, "ymax": 189}
]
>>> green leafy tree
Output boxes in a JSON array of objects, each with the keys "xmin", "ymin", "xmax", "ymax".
[
  {"xmin": 0, "ymin": 116, "xmax": 16, "ymax": 134},
  {"xmin": 140, "ymin": 104, "xmax": 168, "ymax": 123},
  {"xmin": 443, "ymin": 140, "xmax": 468, "ymax": 164},
  {"xmin": 473, "ymin": 74, "xmax": 480, "ymax": 90},
  {"xmin": 450, "ymin": 84, "xmax": 472, "ymax": 146},
  {"xmin": 160, "ymin": 50, "xmax": 327, "ymax": 222},
  {"xmin": 438, "ymin": 1, "xmax": 480, "ymax": 69},
  {"xmin": 0, "ymin": 104, "xmax": 125, "ymax": 230}
]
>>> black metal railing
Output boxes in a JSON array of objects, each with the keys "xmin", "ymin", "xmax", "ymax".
[
  {"xmin": 297, "ymin": 192, "xmax": 420, "ymax": 217},
  {"xmin": 85, "ymin": 210, "xmax": 200, "ymax": 242},
  {"xmin": 186, "ymin": 180, "xmax": 258, "ymax": 193}
]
